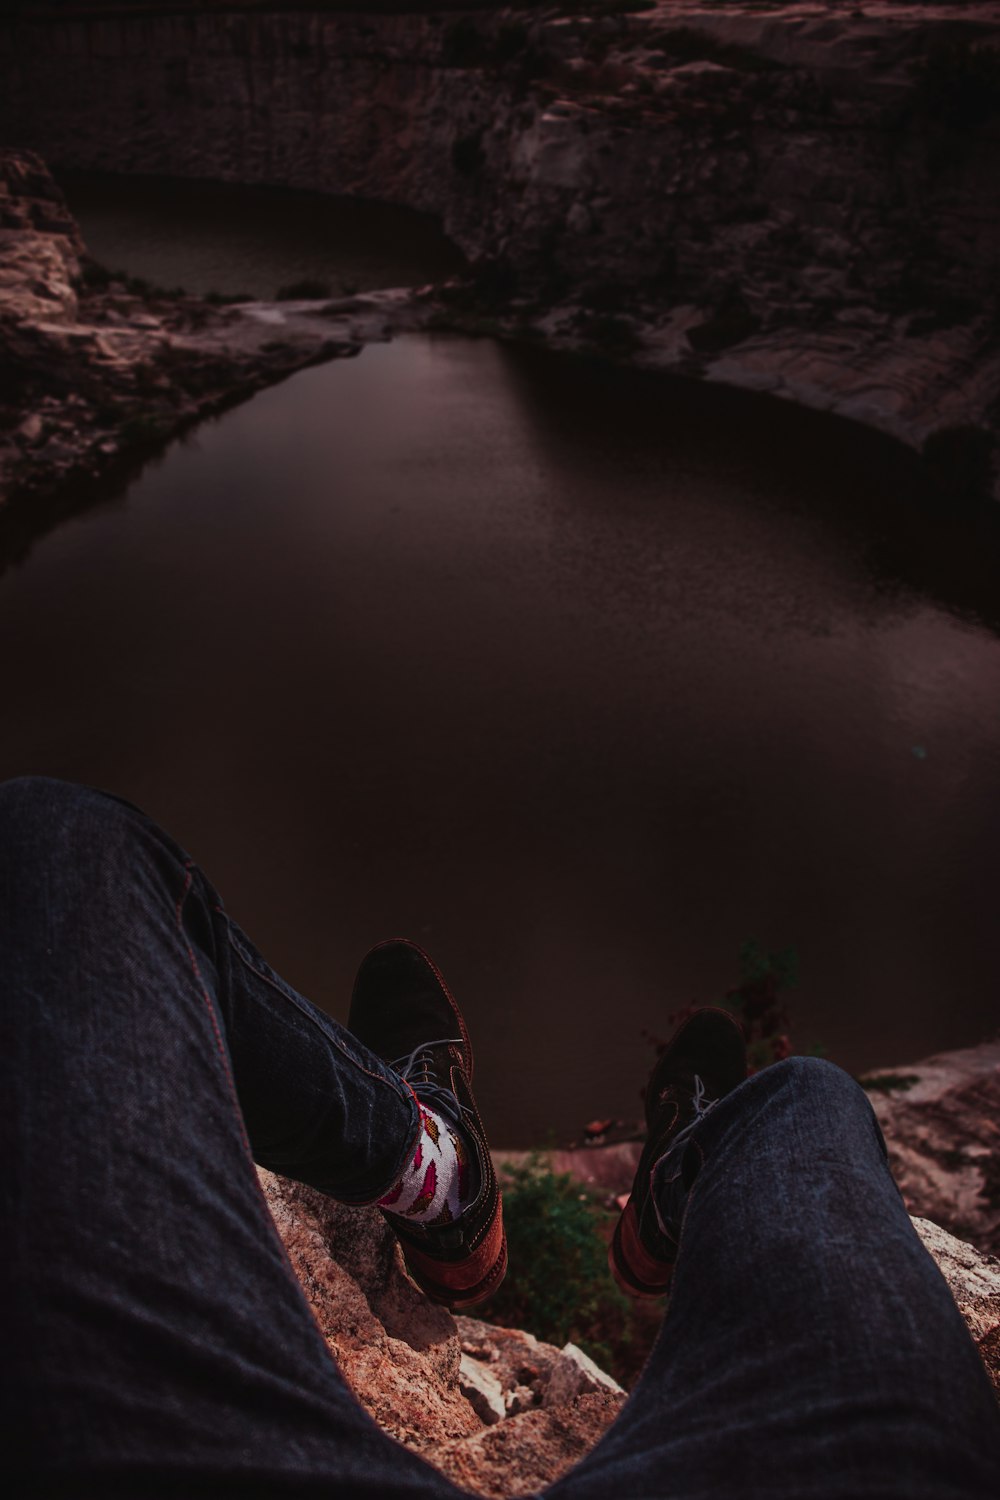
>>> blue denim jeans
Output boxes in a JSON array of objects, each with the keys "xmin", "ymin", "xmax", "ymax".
[{"xmin": 2, "ymin": 777, "xmax": 998, "ymax": 1498}]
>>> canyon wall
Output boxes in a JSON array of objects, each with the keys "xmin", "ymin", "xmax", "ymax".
[{"xmin": 3, "ymin": 3, "xmax": 1000, "ymax": 488}]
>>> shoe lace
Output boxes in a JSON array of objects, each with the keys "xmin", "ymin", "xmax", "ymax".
[
  {"xmin": 651, "ymin": 1073, "xmax": 718, "ymax": 1238},
  {"xmin": 392, "ymin": 1039, "xmax": 467, "ymax": 1131}
]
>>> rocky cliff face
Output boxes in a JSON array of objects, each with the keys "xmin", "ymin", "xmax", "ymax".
[
  {"xmin": 3, "ymin": 3, "xmax": 1000, "ymax": 494},
  {"xmin": 0, "ymin": 144, "xmax": 436, "ymax": 526}
]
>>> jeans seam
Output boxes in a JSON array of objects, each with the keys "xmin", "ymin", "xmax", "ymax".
[
  {"xmin": 223, "ymin": 924, "xmax": 416, "ymax": 1112},
  {"xmin": 176, "ymin": 860, "xmax": 252, "ymax": 1158}
]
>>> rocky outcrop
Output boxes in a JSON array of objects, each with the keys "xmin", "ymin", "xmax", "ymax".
[
  {"xmin": 864, "ymin": 1040, "xmax": 1000, "ymax": 1258},
  {"xmin": 503, "ymin": 1036, "xmax": 1000, "ymax": 1259},
  {"xmin": 3, "ymin": 3, "xmax": 1000, "ymax": 497},
  {"xmin": 913, "ymin": 1217, "xmax": 1000, "ymax": 1399},
  {"xmin": 258, "ymin": 1146, "xmax": 999, "ymax": 1497},
  {"xmin": 0, "ymin": 145, "xmax": 439, "ymax": 531},
  {"xmin": 257, "ymin": 1167, "xmax": 626, "ymax": 1497}
]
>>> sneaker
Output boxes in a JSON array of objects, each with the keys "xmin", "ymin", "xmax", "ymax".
[
  {"xmin": 348, "ymin": 938, "xmax": 507, "ymax": 1309},
  {"xmin": 610, "ymin": 1007, "xmax": 747, "ymax": 1298}
]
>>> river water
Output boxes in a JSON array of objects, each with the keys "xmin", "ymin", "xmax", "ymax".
[
  {"xmin": 3, "ymin": 187, "xmax": 999, "ymax": 1146},
  {"xmin": 61, "ymin": 172, "xmax": 467, "ymax": 297}
]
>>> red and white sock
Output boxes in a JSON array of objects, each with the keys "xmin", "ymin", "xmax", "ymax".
[{"xmin": 378, "ymin": 1103, "xmax": 477, "ymax": 1226}]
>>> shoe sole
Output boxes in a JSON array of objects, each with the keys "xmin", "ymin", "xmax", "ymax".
[
  {"xmin": 403, "ymin": 1226, "xmax": 508, "ymax": 1309},
  {"xmin": 609, "ymin": 1199, "xmax": 674, "ymax": 1300}
]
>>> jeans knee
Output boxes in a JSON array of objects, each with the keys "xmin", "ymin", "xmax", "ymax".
[
  {"xmin": 765, "ymin": 1055, "xmax": 887, "ymax": 1157},
  {"xmin": 0, "ymin": 777, "xmax": 149, "ymax": 885},
  {"xmin": 767, "ymin": 1054, "xmax": 863, "ymax": 1103}
]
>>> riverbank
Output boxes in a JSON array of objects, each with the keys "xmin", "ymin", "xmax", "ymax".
[
  {"xmin": 3, "ymin": 3, "xmax": 1000, "ymax": 503},
  {"xmin": 0, "ymin": 148, "xmax": 452, "ymax": 549}
]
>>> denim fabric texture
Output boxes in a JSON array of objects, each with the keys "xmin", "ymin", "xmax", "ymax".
[{"xmin": 2, "ymin": 777, "xmax": 998, "ymax": 1498}]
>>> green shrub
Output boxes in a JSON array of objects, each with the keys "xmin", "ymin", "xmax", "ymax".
[{"xmin": 483, "ymin": 1154, "xmax": 649, "ymax": 1385}]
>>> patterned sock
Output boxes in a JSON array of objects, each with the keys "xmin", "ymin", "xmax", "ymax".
[{"xmin": 378, "ymin": 1103, "xmax": 479, "ymax": 1226}]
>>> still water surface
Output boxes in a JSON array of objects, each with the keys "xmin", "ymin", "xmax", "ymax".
[
  {"xmin": 3, "ymin": 333, "xmax": 999, "ymax": 1143},
  {"xmin": 62, "ymin": 173, "xmax": 466, "ymax": 297}
]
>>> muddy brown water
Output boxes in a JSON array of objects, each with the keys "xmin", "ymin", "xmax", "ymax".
[
  {"xmin": 5, "ymin": 175, "xmax": 1000, "ymax": 1144},
  {"xmin": 4, "ymin": 332, "xmax": 999, "ymax": 1145},
  {"xmin": 61, "ymin": 172, "xmax": 467, "ymax": 297}
]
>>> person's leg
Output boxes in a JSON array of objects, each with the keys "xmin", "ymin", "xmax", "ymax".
[
  {"xmin": 548, "ymin": 1056, "xmax": 1000, "ymax": 1500},
  {"xmin": 0, "ymin": 776, "xmax": 466, "ymax": 1498}
]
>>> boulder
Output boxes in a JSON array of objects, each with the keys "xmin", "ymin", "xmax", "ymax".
[
  {"xmin": 544, "ymin": 1344, "xmax": 624, "ymax": 1407},
  {"xmin": 913, "ymin": 1216, "xmax": 1000, "ymax": 1399},
  {"xmin": 257, "ymin": 1167, "xmax": 626, "ymax": 1492},
  {"xmin": 259, "ymin": 1133, "xmax": 998, "ymax": 1500},
  {"xmin": 864, "ymin": 1042, "xmax": 1000, "ymax": 1258}
]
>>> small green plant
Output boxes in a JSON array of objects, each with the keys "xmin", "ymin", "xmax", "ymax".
[
  {"xmin": 275, "ymin": 278, "xmax": 332, "ymax": 301},
  {"xmin": 655, "ymin": 939, "xmax": 805, "ymax": 1071},
  {"xmin": 483, "ymin": 1154, "xmax": 648, "ymax": 1385}
]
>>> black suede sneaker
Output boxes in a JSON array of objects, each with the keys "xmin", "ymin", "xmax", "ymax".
[
  {"xmin": 610, "ymin": 1006, "xmax": 747, "ymax": 1298},
  {"xmin": 348, "ymin": 938, "xmax": 507, "ymax": 1309}
]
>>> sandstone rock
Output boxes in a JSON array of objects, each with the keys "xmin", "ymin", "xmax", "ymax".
[
  {"xmin": 426, "ymin": 1393, "xmax": 626, "ymax": 1500},
  {"xmin": 256, "ymin": 1169, "xmax": 481, "ymax": 1451},
  {"xmin": 864, "ymin": 1042, "xmax": 1000, "ymax": 1257},
  {"xmin": 4, "ymin": 7, "xmax": 1000, "ymax": 491},
  {"xmin": 913, "ymin": 1217, "xmax": 1000, "ymax": 1398},
  {"xmin": 459, "ymin": 1354, "xmax": 506, "ymax": 1426},
  {"xmin": 253, "ymin": 1049, "xmax": 1000, "ymax": 1494},
  {"xmin": 455, "ymin": 1314, "xmax": 562, "ymax": 1399},
  {"xmin": 257, "ymin": 1167, "xmax": 625, "ymax": 1491},
  {"xmin": 545, "ymin": 1343, "xmax": 625, "ymax": 1407},
  {"xmin": 0, "ymin": 150, "xmax": 439, "ymax": 524}
]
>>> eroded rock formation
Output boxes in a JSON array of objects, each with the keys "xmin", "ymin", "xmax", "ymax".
[
  {"xmin": 257, "ymin": 1167, "xmax": 627, "ymax": 1498},
  {"xmin": 258, "ymin": 1107, "xmax": 1000, "ymax": 1497},
  {"xmin": 865, "ymin": 1039, "xmax": 1000, "ymax": 1258},
  {"xmin": 3, "ymin": 2, "xmax": 1000, "ymax": 496},
  {"xmin": 0, "ymin": 145, "xmax": 431, "ymax": 523}
]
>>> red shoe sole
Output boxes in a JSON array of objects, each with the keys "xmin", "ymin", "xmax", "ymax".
[
  {"xmin": 609, "ymin": 1199, "xmax": 674, "ymax": 1300},
  {"xmin": 404, "ymin": 1227, "xmax": 508, "ymax": 1309}
]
